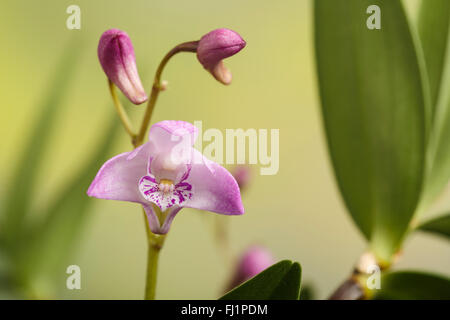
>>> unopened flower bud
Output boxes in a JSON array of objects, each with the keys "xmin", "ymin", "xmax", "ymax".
[
  {"xmin": 197, "ymin": 28, "xmax": 246, "ymax": 85},
  {"xmin": 227, "ymin": 246, "xmax": 274, "ymax": 290},
  {"xmin": 231, "ymin": 165, "xmax": 252, "ymax": 190},
  {"xmin": 98, "ymin": 29, "xmax": 148, "ymax": 104}
]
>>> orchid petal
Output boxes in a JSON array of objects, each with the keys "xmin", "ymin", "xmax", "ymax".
[
  {"xmin": 87, "ymin": 142, "xmax": 152, "ymax": 203},
  {"xmin": 148, "ymin": 120, "xmax": 198, "ymax": 153},
  {"xmin": 183, "ymin": 149, "xmax": 244, "ymax": 215},
  {"xmin": 143, "ymin": 204, "xmax": 182, "ymax": 235}
]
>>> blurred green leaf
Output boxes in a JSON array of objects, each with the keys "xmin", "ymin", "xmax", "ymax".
[
  {"xmin": 17, "ymin": 115, "xmax": 120, "ymax": 289},
  {"xmin": 372, "ymin": 271, "xmax": 450, "ymax": 300},
  {"xmin": 299, "ymin": 283, "xmax": 316, "ymax": 300},
  {"xmin": 418, "ymin": 0, "xmax": 450, "ymax": 112},
  {"xmin": 417, "ymin": 214, "xmax": 450, "ymax": 240},
  {"xmin": 0, "ymin": 41, "xmax": 81, "ymax": 248},
  {"xmin": 220, "ymin": 260, "xmax": 301, "ymax": 300},
  {"xmin": 314, "ymin": 0, "xmax": 428, "ymax": 262},
  {"xmin": 418, "ymin": 1, "xmax": 450, "ymax": 206}
]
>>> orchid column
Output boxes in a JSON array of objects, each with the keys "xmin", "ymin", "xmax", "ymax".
[{"xmin": 89, "ymin": 28, "xmax": 246, "ymax": 299}]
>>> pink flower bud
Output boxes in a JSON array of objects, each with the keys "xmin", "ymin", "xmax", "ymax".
[
  {"xmin": 231, "ymin": 165, "xmax": 252, "ymax": 190},
  {"xmin": 197, "ymin": 28, "xmax": 246, "ymax": 85},
  {"xmin": 98, "ymin": 29, "xmax": 148, "ymax": 105},
  {"xmin": 227, "ymin": 246, "xmax": 274, "ymax": 290}
]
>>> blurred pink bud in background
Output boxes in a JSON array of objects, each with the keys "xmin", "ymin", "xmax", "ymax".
[
  {"xmin": 227, "ymin": 245, "xmax": 275, "ymax": 290},
  {"xmin": 231, "ymin": 165, "xmax": 252, "ymax": 191}
]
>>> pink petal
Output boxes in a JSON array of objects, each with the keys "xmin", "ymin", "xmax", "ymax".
[
  {"xmin": 87, "ymin": 142, "xmax": 152, "ymax": 203},
  {"xmin": 148, "ymin": 120, "xmax": 198, "ymax": 153},
  {"xmin": 143, "ymin": 204, "xmax": 182, "ymax": 235},
  {"xmin": 183, "ymin": 149, "xmax": 244, "ymax": 215}
]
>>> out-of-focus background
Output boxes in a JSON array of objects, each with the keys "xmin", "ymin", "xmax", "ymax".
[{"xmin": 0, "ymin": 0, "xmax": 448, "ymax": 299}]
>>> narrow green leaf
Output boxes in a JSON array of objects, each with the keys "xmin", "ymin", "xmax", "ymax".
[
  {"xmin": 372, "ymin": 271, "xmax": 450, "ymax": 300},
  {"xmin": 269, "ymin": 262, "xmax": 301, "ymax": 300},
  {"xmin": 417, "ymin": 214, "xmax": 450, "ymax": 239},
  {"xmin": 0, "ymin": 41, "xmax": 81, "ymax": 247},
  {"xmin": 299, "ymin": 284, "xmax": 316, "ymax": 300},
  {"xmin": 418, "ymin": 0, "xmax": 450, "ymax": 113},
  {"xmin": 418, "ymin": 1, "xmax": 450, "ymax": 206},
  {"xmin": 220, "ymin": 260, "xmax": 302, "ymax": 300},
  {"xmin": 315, "ymin": 0, "xmax": 428, "ymax": 262},
  {"xmin": 17, "ymin": 115, "xmax": 120, "ymax": 287}
]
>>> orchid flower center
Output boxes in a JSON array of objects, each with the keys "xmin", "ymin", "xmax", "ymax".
[
  {"xmin": 138, "ymin": 152, "xmax": 193, "ymax": 212},
  {"xmin": 158, "ymin": 179, "xmax": 175, "ymax": 194},
  {"xmin": 151, "ymin": 152, "xmax": 186, "ymax": 184}
]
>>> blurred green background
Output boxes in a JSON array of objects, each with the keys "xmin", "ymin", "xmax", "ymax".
[{"xmin": 0, "ymin": 0, "xmax": 448, "ymax": 299}]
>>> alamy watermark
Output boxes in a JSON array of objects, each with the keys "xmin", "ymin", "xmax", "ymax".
[
  {"xmin": 366, "ymin": 5, "xmax": 381, "ymax": 30},
  {"xmin": 66, "ymin": 5, "xmax": 81, "ymax": 30},
  {"xmin": 66, "ymin": 265, "xmax": 81, "ymax": 290},
  {"xmin": 167, "ymin": 121, "xmax": 279, "ymax": 175}
]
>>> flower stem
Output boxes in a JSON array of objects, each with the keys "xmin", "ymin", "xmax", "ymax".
[
  {"xmin": 144, "ymin": 244, "xmax": 160, "ymax": 300},
  {"xmin": 109, "ymin": 41, "xmax": 198, "ymax": 299},
  {"xmin": 214, "ymin": 215, "xmax": 233, "ymax": 268},
  {"xmin": 142, "ymin": 210, "xmax": 166, "ymax": 300},
  {"xmin": 144, "ymin": 236, "xmax": 165, "ymax": 300},
  {"xmin": 108, "ymin": 79, "xmax": 137, "ymax": 139},
  {"xmin": 133, "ymin": 41, "xmax": 199, "ymax": 146},
  {"xmin": 137, "ymin": 42, "xmax": 197, "ymax": 298}
]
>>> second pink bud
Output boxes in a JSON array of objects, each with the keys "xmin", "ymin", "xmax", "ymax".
[{"xmin": 197, "ymin": 28, "xmax": 246, "ymax": 85}]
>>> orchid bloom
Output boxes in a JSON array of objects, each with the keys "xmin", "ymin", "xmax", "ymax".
[
  {"xmin": 197, "ymin": 28, "xmax": 246, "ymax": 85},
  {"xmin": 87, "ymin": 120, "xmax": 244, "ymax": 234},
  {"xmin": 98, "ymin": 29, "xmax": 148, "ymax": 105}
]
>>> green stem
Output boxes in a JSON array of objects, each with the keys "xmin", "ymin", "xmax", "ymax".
[
  {"xmin": 108, "ymin": 41, "xmax": 199, "ymax": 300},
  {"xmin": 142, "ymin": 209, "xmax": 166, "ymax": 300},
  {"xmin": 213, "ymin": 215, "xmax": 233, "ymax": 268},
  {"xmin": 108, "ymin": 80, "xmax": 137, "ymax": 139},
  {"xmin": 138, "ymin": 42, "xmax": 197, "ymax": 299},
  {"xmin": 144, "ymin": 237, "xmax": 164, "ymax": 299},
  {"xmin": 133, "ymin": 41, "xmax": 199, "ymax": 146}
]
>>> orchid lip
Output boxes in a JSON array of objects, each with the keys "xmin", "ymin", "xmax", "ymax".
[{"xmin": 138, "ymin": 160, "xmax": 193, "ymax": 212}]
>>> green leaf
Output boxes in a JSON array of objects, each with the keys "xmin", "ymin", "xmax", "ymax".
[
  {"xmin": 418, "ymin": 0, "xmax": 450, "ymax": 112},
  {"xmin": 220, "ymin": 260, "xmax": 301, "ymax": 300},
  {"xmin": 372, "ymin": 271, "xmax": 450, "ymax": 300},
  {"xmin": 314, "ymin": 0, "xmax": 428, "ymax": 262},
  {"xmin": 418, "ymin": 1, "xmax": 450, "ymax": 206},
  {"xmin": 299, "ymin": 284, "xmax": 316, "ymax": 300},
  {"xmin": 17, "ymin": 115, "xmax": 120, "ymax": 288},
  {"xmin": 0, "ymin": 41, "xmax": 81, "ymax": 248},
  {"xmin": 417, "ymin": 214, "xmax": 450, "ymax": 239}
]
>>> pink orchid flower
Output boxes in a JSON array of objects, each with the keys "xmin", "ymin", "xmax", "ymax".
[{"xmin": 87, "ymin": 120, "xmax": 244, "ymax": 234}]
